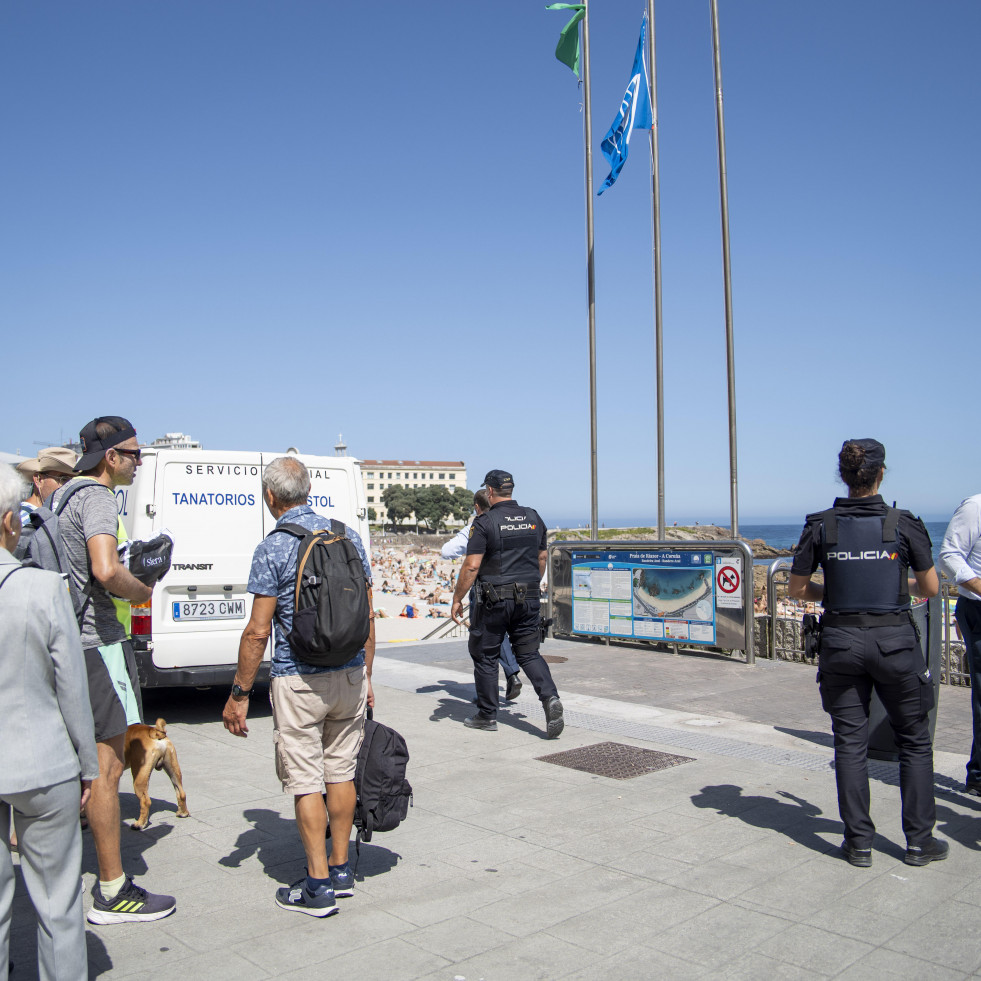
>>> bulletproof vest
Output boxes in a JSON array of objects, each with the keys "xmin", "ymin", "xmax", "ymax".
[
  {"xmin": 818, "ymin": 507, "xmax": 910, "ymax": 613},
  {"xmin": 476, "ymin": 502, "xmax": 543, "ymax": 586}
]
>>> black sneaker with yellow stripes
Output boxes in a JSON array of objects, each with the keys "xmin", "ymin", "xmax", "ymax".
[{"xmin": 86, "ymin": 876, "xmax": 176, "ymax": 924}]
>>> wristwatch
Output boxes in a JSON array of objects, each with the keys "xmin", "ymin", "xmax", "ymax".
[{"xmin": 231, "ymin": 683, "xmax": 253, "ymax": 698}]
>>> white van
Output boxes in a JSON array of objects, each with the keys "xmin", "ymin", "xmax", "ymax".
[{"xmin": 118, "ymin": 448, "xmax": 369, "ymax": 688}]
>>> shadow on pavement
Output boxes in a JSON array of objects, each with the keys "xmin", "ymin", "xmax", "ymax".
[
  {"xmin": 691, "ymin": 784, "xmax": 842, "ymax": 857},
  {"xmin": 423, "ymin": 683, "xmax": 547, "ymax": 738},
  {"xmin": 775, "ymin": 726, "xmax": 834, "ymax": 750},
  {"xmin": 82, "ymin": 821, "xmax": 172, "ymax": 879},
  {"xmin": 142, "ymin": 686, "xmax": 272, "ymax": 726},
  {"xmin": 218, "ymin": 808, "xmax": 401, "ymax": 886}
]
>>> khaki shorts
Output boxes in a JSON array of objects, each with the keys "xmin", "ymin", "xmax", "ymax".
[{"xmin": 270, "ymin": 667, "xmax": 367, "ymax": 794}]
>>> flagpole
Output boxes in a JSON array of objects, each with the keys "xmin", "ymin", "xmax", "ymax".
[
  {"xmin": 581, "ymin": 0, "xmax": 599, "ymax": 539},
  {"xmin": 710, "ymin": 0, "xmax": 739, "ymax": 538},
  {"xmin": 646, "ymin": 1, "xmax": 665, "ymax": 540}
]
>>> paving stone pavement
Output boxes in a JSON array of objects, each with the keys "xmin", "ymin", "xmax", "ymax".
[{"xmin": 8, "ymin": 639, "xmax": 981, "ymax": 980}]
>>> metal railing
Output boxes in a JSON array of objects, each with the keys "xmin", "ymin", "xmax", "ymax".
[
  {"xmin": 761, "ymin": 559, "xmax": 970, "ymax": 686},
  {"xmin": 420, "ymin": 602, "xmax": 470, "ymax": 641}
]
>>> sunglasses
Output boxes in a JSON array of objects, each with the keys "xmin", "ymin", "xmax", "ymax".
[
  {"xmin": 38, "ymin": 472, "xmax": 71, "ymax": 484},
  {"xmin": 113, "ymin": 448, "xmax": 142, "ymax": 462}
]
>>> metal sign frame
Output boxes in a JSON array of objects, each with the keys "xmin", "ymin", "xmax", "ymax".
[{"xmin": 548, "ymin": 539, "xmax": 755, "ymax": 662}]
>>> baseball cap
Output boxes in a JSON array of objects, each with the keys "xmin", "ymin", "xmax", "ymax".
[
  {"xmin": 15, "ymin": 446, "xmax": 78, "ymax": 478},
  {"xmin": 75, "ymin": 417, "xmax": 138, "ymax": 472},
  {"xmin": 841, "ymin": 438, "xmax": 885, "ymax": 469},
  {"xmin": 482, "ymin": 469, "xmax": 514, "ymax": 491}
]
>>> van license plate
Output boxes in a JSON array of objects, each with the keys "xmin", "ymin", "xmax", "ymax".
[{"xmin": 172, "ymin": 600, "xmax": 246, "ymax": 621}]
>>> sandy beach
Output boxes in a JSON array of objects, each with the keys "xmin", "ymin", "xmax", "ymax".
[{"xmin": 369, "ymin": 540, "xmax": 460, "ymax": 644}]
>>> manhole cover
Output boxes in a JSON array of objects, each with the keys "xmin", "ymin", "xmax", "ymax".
[
  {"xmin": 536, "ymin": 741, "xmax": 694, "ymax": 779},
  {"xmin": 542, "ymin": 655, "xmax": 568, "ymax": 663}
]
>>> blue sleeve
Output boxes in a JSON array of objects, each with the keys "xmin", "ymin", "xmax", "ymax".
[{"xmin": 248, "ymin": 540, "xmax": 280, "ymax": 597}]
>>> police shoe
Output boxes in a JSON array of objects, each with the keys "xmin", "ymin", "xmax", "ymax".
[
  {"xmin": 964, "ymin": 782, "xmax": 981, "ymax": 797},
  {"xmin": 544, "ymin": 696, "xmax": 564, "ymax": 739},
  {"xmin": 904, "ymin": 837, "xmax": 949, "ymax": 867},
  {"xmin": 505, "ymin": 674, "xmax": 522, "ymax": 701},
  {"xmin": 464, "ymin": 714, "xmax": 498, "ymax": 731},
  {"xmin": 840, "ymin": 842, "xmax": 872, "ymax": 867}
]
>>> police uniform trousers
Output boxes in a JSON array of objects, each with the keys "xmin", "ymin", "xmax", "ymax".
[
  {"xmin": 818, "ymin": 623, "xmax": 935, "ymax": 848},
  {"xmin": 469, "ymin": 595, "xmax": 558, "ymax": 720}
]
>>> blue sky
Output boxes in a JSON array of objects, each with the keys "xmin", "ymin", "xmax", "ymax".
[{"xmin": 2, "ymin": 1, "xmax": 978, "ymax": 524}]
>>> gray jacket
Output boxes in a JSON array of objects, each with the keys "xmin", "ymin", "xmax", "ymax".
[{"xmin": 0, "ymin": 548, "xmax": 99, "ymax": 794}]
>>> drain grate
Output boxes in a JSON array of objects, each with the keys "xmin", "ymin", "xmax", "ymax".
[
  {"xmin": 542, "ymin": 655, "xmax": 568, "ymax": 663},
  {"xmin": 536, "ymin": 741, "xmax": 695, "ymax": 779}
]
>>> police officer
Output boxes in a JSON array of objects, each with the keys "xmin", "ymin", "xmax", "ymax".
[
  {"xmin": 789, "ymin": 438, "xmax": 945, "ymax": 868},
  {"xmin": 450, "ymin": 470, "xmax": 563, "ymax": 737}
]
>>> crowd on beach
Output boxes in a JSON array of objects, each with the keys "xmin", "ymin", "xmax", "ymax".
[{"xmin": 370, "ymin": 543, "xmax": 458, "ymax": 620}]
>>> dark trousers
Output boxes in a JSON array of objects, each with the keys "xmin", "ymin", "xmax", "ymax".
[
  {"xmin": 469, "ymin": 596, "xmax": 558, "ymax": 719},
  {"xmin": 818, "ymin": 623, "xmax": 935, "ymax": 847},
  {"xmin": 954, "ymin": 596, "xmax": 981, "ymax": 786}
]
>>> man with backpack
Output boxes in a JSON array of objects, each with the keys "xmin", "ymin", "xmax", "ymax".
[
  {"xmin": 222, "ymin": 456, "xmax": 374, "ymax": 918},
  {"xmin": 50, "ymin": 417, "xmax": 176, "ymax": 925}
]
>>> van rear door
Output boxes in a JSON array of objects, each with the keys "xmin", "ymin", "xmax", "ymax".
[{"xmin": 151, "ymin": 452, "xmax": 265, "ymax": 670}]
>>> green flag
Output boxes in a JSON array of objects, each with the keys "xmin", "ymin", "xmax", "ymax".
[{"xmin": 546, "ymin": 3, "xmax": 585, "ymax": 77}]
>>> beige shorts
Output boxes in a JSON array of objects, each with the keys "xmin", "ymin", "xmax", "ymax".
[{"xmin": 270, "ymin": 667, "xmax": 367, "ymax": 794}]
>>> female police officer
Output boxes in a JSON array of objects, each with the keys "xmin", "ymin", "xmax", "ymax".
[{"xmin": 789, "ymin": 438, "xmax": 946, "ymax": 868}]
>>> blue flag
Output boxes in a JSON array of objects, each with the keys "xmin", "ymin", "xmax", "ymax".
[{"xmin": 598, "ymin": 13, "xmax": 653, "ymax": 194}]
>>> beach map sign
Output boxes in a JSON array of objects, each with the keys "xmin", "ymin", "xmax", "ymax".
[{"xmin": 570, "ymin": 549, "xmax": 725, "ymax": 644}]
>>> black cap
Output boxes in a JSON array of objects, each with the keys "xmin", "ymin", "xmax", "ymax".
[
  {"xmin": 841, "ymin": 438, "xmax": 886, "ymax": 469},
  {"xmin": 75, "ymin": 416, "xmax": 138, "ymax": 472},
  {"xmin": 482, "ymin": 469, "xmax": 514, "ymax": 491}
]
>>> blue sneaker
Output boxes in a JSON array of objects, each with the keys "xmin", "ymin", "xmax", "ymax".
[
  {"xmin": 329, "ymin": 863, "xmax": 355, "ymax": 898},
  {"xmin": 275, "ymin": 876, "xmax": 338, "ymax": 917}
]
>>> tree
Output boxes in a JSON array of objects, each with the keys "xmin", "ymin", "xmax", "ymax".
[
  {"xmin": 414, "ymin": 485, "xmax": 454, "ymax": 533},
  {"xmin": 381, "ymin": 484, "xmax": 415, "ymax": 531},
  {"xmin": 450, "ymin": 486, "xmax": 475, "ymax": 523},
  {"xmin": 367, "ymin": 507, "xmax": 377, "ymax": 523}
]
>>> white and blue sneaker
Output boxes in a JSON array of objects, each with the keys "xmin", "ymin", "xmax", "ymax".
[
  {"xmin": 329, "ymin": 862, "xmax": 355, "ymax": 898},
  {"xmin": 275, "ymin": 876, "xmax": 338, "ymax": 917}
]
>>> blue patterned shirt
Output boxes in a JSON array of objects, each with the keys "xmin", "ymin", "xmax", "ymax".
[{"xmin": 248, "ymin": 505, "xmax": 372, "ymax": 678}]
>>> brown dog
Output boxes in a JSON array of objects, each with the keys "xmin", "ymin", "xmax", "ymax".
[{"xmin": 124, "ymin": 718, "xmax": 189, "ymax": 830}]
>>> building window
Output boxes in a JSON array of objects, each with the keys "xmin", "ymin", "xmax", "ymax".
[
  {"xmin": 387, "ymin": 472, "xmax": 392, "ymax": 479},
  {"xmin": 368, "ymin": 496, "xmax": 374, "ymax": 503},
  {"xmin": 429, "ymin": 473, "xmax": 434, "ymax": 479},
  {"xmin": 413, "ymin": 472, "xmax": 418, "ymax": 479},
  {"xmin": 449, "ymin": 473, "xmax": 456, "ymax": 480},
  {"xmin": 367, "ymin": 483, "xmax": 374, "ymax": 490},
  {"xmin": 367, "ymin": 472, "xmax": 374, "ymax": 478},
  {"xmin": 438, "ymin": 473, "xmax": 445, "ymax": 480},
  {"xmin": 395, "ymin": 472, "xmax": 401, "ymax": 479}
]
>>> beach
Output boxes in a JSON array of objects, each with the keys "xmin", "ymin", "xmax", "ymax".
[{"xmin": 370, "ymin": 540, "xmax": 460, "ymax": 643}]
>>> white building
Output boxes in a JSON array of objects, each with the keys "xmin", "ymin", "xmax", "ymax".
[
  {"xmin": 147, "ymin": 432, "xmax": 202, "ymax": 450},
  {"xmin": 360, "ymin": 459, "xmax": 467, "ymax": 526}
]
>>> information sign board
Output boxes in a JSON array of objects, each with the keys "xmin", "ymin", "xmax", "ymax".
[{"xmin": 570, "ymin": 548, "xmax": 718, "ymax": 645}]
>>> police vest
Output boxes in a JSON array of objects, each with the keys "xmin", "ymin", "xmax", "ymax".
[
  {"xmin": 817, "ymin": 506, "xmax": 910, "ymax": 614},
  {"xmin": 476, "ymin": 504, "xmax": 544, "ymax": 587}
]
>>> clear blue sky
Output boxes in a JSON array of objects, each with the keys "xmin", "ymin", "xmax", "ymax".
[{"xmin": 2, "ymin": 1, "xmax": 978, "ymax": 524}]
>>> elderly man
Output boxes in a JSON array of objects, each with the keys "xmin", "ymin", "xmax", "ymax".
[
  {"xmin": 223, "ymin": 456, "xmax": 374, "ymax": 918},
  {"xmin": 51, "ymin": 417, "xmax": 175, "ymax": 924},
  {"xmin": 15, "ymin": 447, "xmax": 77, "ymax": 525}
]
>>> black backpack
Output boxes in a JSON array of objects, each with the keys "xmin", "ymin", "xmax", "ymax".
[
  {"xmin": 354, "ymin": 715, "xmax": 413, "ymax": 848},
  {"xmin": 14, "ymin": 479, "xmax": 99, "ymax": 620},
  {"xmin": 272, "ymin": 520, "xmax": 371, "ymax": 667}
]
